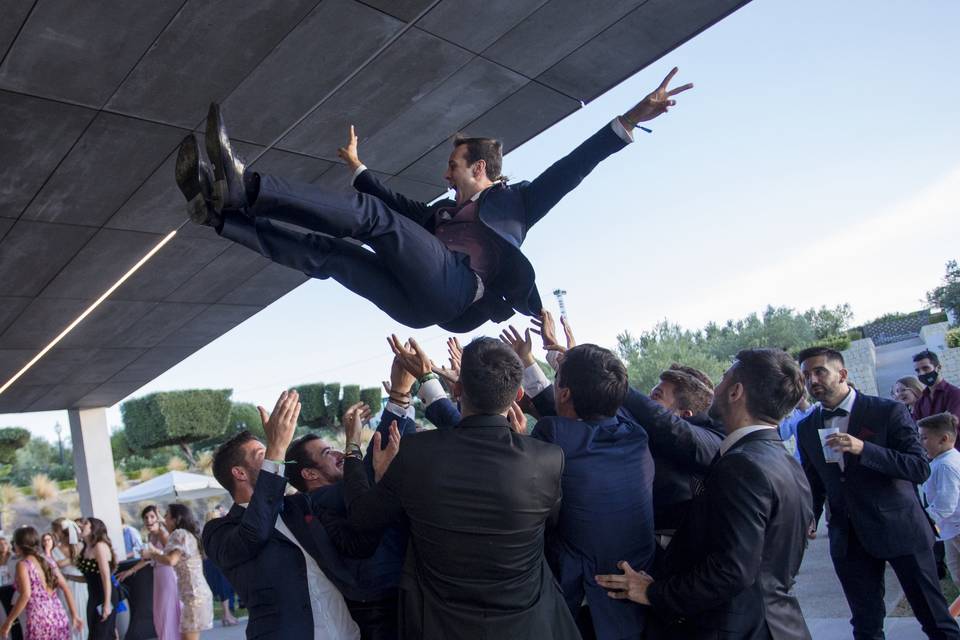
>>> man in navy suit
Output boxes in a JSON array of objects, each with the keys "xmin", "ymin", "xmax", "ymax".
[
  {"xmin": 174, "ymin": 69, "xmax": 691, "ymax": 331},
  {"xmin": 795, "ymin": 347, "xmax": 959, "ymax": 640}
]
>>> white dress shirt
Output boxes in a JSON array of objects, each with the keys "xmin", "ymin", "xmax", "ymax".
[
  {"xmin": 720, "ymin": 425, "xmax": 777, "ymax": 456},
  {"xmin": 244, "ymin": 462, "xmax": 360, "ymax": 640},
  {"xmin": 822, "ymin": 389, "xmax": 857, "ymax": 470},
  {"xmin": 923, "ymin": 448, "xmax": 960, "ymax": 540}
]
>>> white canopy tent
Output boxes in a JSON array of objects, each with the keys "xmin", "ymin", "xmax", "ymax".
[{"xmin": 117, "ymin": 470, "xmax": 228, "ymax": 504}]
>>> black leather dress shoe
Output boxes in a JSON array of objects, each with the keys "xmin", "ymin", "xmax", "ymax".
[
  {"xmin": 175, "ymin": 134, "xmax": 221, "ymax": 228},
  {"xmin": 205, "ymin": 102, "xmax": 248, "ymax": 212}
]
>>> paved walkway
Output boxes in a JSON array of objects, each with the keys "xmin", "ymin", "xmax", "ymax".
[
  {"xmin": 200, "ymin": 622, "xmax": 247, "ymax": 639},
  {"xmin": 875, "ymin": 336, "xmax": 925, "ymax": 398}
]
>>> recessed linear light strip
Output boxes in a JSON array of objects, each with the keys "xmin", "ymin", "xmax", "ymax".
[{"xmin": 0, "ymin": 229, "xmax": 179, "ymax": 397}]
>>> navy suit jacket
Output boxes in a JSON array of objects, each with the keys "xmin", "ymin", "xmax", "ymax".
[
  {"xmin": 354, "ymin": 123, "xmax": 629, "ymax": 332},
  {"xmin": 202, "ymin": 471, "xmax": 317, "ymax": 640},
  {"xmin": 797, "ymin": 391, "xmax": 933, "ymax": 559},
  {"xmin": 533, "ymin": 415, "xmax": 655, "ymax": 640}
]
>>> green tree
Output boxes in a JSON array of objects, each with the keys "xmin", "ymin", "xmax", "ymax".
[
  {"xmin": 927, "ymin": 260, "xmax": 960, "ymax": 323},
  {"xmin": 360, "ymin": 388, "xmax": 383, "ymax": 415},
  {"xmin": 228, "ymin": 402, "xmax": 264, "ymax": 438},
  {"xmin": 0, "ymin": 427, "xmax": 30, "ymax": 465},
  {"xmin": 295, "ymin": 383, "xmax": 327, "ymax": 428},
  {"xmin": 122, "ymin": 389, "xmax": 233, "ymax": 466},
  {"xmin": 617, "ymin": 323, "xmax": 726, "ymax": 395}
]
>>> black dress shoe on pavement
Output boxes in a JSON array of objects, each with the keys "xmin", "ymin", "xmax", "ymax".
[
  {"xmin": 175, "ymin": 134, "xmax": 221, "ymax": 228},
  {"xmin": 205, "ymin": 102, "xmax": 248, "ymax": 212}
]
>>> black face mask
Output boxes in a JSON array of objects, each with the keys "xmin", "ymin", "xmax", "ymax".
[{"xmin": 918, "ymin": 371, "xmax": 940, "ymax": 387}]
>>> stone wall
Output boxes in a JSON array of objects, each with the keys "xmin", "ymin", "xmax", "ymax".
[
  {"xmin": 842, "ymin": 338, "xmax": 879, "ymax": 396},
  {"xmin": 920, "ymin": 322, "xmax": 960, "ymax": 384}
]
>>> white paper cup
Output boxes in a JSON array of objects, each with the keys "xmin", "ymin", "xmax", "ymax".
[{"xmin": 819, "ymin": 426, "xmax": 842, "ymax": 463}]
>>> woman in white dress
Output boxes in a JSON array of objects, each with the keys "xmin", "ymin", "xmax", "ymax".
[{"xmin": 50, "ymin": 519, "xmax": 87, "ymax": 640}]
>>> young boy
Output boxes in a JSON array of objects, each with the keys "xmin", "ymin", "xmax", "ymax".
[{"xmin": 919, "ymin": 412, "xmax": 960, "ymax": 585}]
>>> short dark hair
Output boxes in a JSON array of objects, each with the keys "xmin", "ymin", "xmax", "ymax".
[
  {"xmin": 918, "ymin": 412, "xmax": 959, "ymax": 439},
  {"xmin": 212, "ymin": 430, "xmax": 259, "ymax": 497},
  {"xmin": 557, "ymin": 344, "xmax": 629, "ymax": 420},
  {"xmin": 285, "ymin": 433, "xmax": 323, "ymax": 493},
  {"xmin": 140, "ymin": 505, "xmax": 158, "ymax": 520},
  {"xmin": 913, "ymin": 349, "xmax": 940, "ymax": 367},
  {"xmin": 731, "ymin": 348, "xmax": 805, "ymax": 423},
  {"xmin": 796, "ymin": 346, "xmax": 845, "ymax": 367},
  {"xmin": 660, "ymin": 364, "xmax": 714, "ymax": 415},
  {"xmin": 453, "ymin": 135, "xmax": 503, "ymax": 181},
  {"xmin": 459, "ymin": 337, "xmax": 523, "ymax": 414}
]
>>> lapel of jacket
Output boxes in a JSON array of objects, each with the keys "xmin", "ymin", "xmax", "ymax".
[
  {"xmin": 279, "ymin": 494, "xmax": 324, "ymax": 560},
  {"xmin": 843, "ymin": 393, "xmax": 869, "ymax": 470}
]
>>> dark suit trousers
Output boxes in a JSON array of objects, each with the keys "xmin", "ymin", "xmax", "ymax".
[
  {"xmin": 345, "ymin": 594, "xmax": 399, "ymax": 640},
  {"xmin": 220, "ymin": 173, "xmax": 478, "ymax": 328},
  {"xmin": 832, "ymin": 523, "xmax": 959, "ymax": 639}
]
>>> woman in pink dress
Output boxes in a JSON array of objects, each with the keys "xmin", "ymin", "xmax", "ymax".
[
  {"xmin": 117, "ymin": 505, "xmax": 181, "ymax": 640},
  {"xmin": 0, "ymin": 527, "xmax": 83, "ymax": 640}
]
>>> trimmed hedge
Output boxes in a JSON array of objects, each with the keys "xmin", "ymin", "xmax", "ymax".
[
  {"xmin": 324, "ymin": 384, "xmax": 341, "ymax": 422},
  {"xmin": 0, "ymin": 427, "xmax": 30, "ymax": 465},
  {"xmin": 341, "ymin": 385, "xmax": 360, "ymax": 415},
  {"xmin": 229, "ymin": 402, "xmax": 263, "ymax": 438},
  {"xmin": 947, "ymin": 328, "xmax": 960, "ymax": 349},
  {"xmin": 295, "ymin": 383, "xmax": 327, "ymax": 428},
  {"xmin": 361, "ymin": 387, "xmax": 382, "ymax": 415},
  {"xmin": 122, "ymin": 389, "xmax": 232, "ymax": 451}
]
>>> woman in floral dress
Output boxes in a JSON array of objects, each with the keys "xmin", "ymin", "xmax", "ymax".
[
  {"xmin": 0, "ymin": 526, "xmax": 83, "ymax": 640},
  {"xmin": 144, "ymin": 504, "xmax": 213, "ymax": 640}
]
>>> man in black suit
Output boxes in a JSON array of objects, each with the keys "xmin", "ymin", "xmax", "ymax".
[
  {"xmin": 340, "ymin": 337, "xmax": 580, "ymax": 640},
  {"xmin": 174, "ymin": 70, "xmax": 691, "ymax": 331},
  {"xmin": 796, "ymin": 347, "xmax": 959, "ymax": 640},
  {"xmin": 597, "ymin": 348, "xmax": 814, "ymax": 640},
  {"xmin": 202, "ymin": 390, "xmax": 371, "ymax": 640}
]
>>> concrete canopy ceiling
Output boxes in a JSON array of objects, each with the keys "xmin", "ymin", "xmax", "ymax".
[{"xmin": 0, "ymin": 0, "xmax": 749, "ymax": 413}]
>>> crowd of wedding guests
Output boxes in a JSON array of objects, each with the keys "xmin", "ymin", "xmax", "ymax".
[
  {"xmin": 193, "ymin": 310, "xmax": 960, "ymax": 640},
  {"xmin": 2, "ymin": 312, "xmax": 958, "ymax": 640},
  {"xmin": 0, "ymin": 502, "xmax": 239, "ymax": 640}
]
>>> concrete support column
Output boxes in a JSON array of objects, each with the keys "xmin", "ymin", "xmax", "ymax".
[{"xmin": 68, "ymin": 407, "xmax": 124, "ymax": 559}]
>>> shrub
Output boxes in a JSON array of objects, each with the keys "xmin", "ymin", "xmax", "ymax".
[
  {"xmin": 167, "ymin": 456, "xmax": 187, "ymax": 471},
  {"xmin": 360, "ymin": 387, "xmax": 383, "ymax": 415},
  {"xmin": 324, "ymin": 384, "xmax": 341, "ymax": 423},
  {"xmin": 115, "ymin": 469, "xmax": 127, "ymax": 487},
  {"xmin": 139, "ymin": 467, "xmax": 156, "ymax": 481},
  {"xmin": 295, "ymin": 383, "xmax": 327, "ymax": 428},
  {"xmin": 0, "ymin": 484, "xmax": 21, "ymax": 505},
  {"xmin": 122, "ymin": 390, "xmax": 232, "ymax": 463},
  {"xmin": 789, "ymin": 335, "xmax": 851, "ymax": 358},
  {"xmin": 0, "ymin": 428, "xmax": 30, "ymax": 465},
  {"xmin": 947, "ymin": 328, "xmax": 960, "ymax": 349},
  {"xmin": 39, "ymin": 505, "xmax": 54, "ymax": 518},
  {"xmin": 196, "ymin": 451, "xmax": 213, "ymax": 474},
  {"xmin": 341, "ymin": 385, "xmax": 361, "ymax": 418},
  {"xmin": 31, "ymin": 473, "xmax": 58, "ymax": 501}
]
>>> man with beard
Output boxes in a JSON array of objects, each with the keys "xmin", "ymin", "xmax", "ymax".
[
  {"xmin": 597, "ymin": 348, "xmax": 814, "ymax": 639},
  {"xmin": 796, "ymin": 346, "xmax": 959, "ymax": 640},
  {"xmin": 913, "ymin": 349, "xmax": 960, "ymax": 431}
]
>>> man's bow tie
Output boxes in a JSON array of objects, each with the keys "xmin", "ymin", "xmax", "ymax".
[{"xmin": 822, "ymin": 407, "xmax": 849, "ymax": 420}]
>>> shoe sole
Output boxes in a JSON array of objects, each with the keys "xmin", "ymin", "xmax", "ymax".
[{"xmin": 175, "ymin": 135, "xmax": 213, "ymax": 225}]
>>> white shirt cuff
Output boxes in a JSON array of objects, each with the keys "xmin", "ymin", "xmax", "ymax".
[
  {"xmin": 385, "ymin": 400, "xmax": 413, "ymax": 418},
  {"xmin": 522, "ymin": 363, "xmax": 551, "ymax": 398},
  {"xmin": 351, "ymin": 164, "xmax": 368, "ymax": 185},
  {"xmin": 260, "ymin": 458, "xmax": 285, "ymax": 476},
  {"xmin": 418, "ymin": 378, "xmax": 447, "ymax": 407},
  {"xmin": 610, "ymin": 117, "xmax": 634, "ymax": 144}
]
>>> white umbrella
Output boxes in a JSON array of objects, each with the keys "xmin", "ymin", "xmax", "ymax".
[{"xmin": 117, "ymin": 470, "xmax": 227, "ymax": 504}]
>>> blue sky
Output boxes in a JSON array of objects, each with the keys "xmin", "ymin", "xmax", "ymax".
[{"xmin": 5, "ymin": 0, "xmax": 960, "ymax": 443}]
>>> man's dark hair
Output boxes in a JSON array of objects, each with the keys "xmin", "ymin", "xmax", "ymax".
[
  {"xmin": 140, "ymin": 505, "xmax": 158, "ymax": 520},
  {"xmin": 212, "ymin": 430, "xmax": 259, "ymax": 497},
  {"xmin": 913, "ymin": 349, "xmax": 941, "ymax": 367},
  {"xmin": 459, "ymin": 337, "xmax": 523, "ymax": 414},
  {"xmin": 796, "ymin": 346, "xmax": 845, "ymax": 367},
  {"xmin": 453, "ymin": 135, "xmax": 503, "ymax": 182},
  {"xmin": 660, "ymin": 364, "xmax": 714, "ymax": 415},
  {"xmin": 731, "ymin": 348, "xmax": 805, "ymax": 423},
  {"xmin": 557, "ymin": 344, "xmax": 629, "ymax": 420},
  {"xmin": 285, "ymin": 433, "xmax": 323, "ymax": 493},
  {"xmin": 918, "ymin": 412, "xmax": 959, "ymax": 439}
]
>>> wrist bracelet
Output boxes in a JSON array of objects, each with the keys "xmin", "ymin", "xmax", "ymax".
[
  {"xmin": 418, "ymin": 372, "xmax": 439, "ymax": 384},
  {"xmin": 345, "ymin": 442, "xmax": 362, "ymax": 458}
]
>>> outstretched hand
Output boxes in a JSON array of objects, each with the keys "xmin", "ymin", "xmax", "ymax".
[
  {"xmin": 259, "ymin": 390, "xmax": 301, "ymax": 461},
  {"xmin": 388, "ymin": 335, "xmax": 433, "ymax": 378},
  {"xmin": 337, "ymin": 125, "xmax": 362, "ymax": 172},
  {"xmin": 342, "ymin": 401, "xmax": 372, "ymax": 446},
  {"xmin": 506, "ymin": 401, "xmax": 527, "ymax": 434},
  {"xmin": 500, "ymin": 325, "xmax": 535, "ymax": 366},
  {"xmin": 372, "ymin": 420, "xmax": 402, "ymax": 482},
  {"xmin": 621, "ymin": 67, "xmax": 693, "ymax": 126}
]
